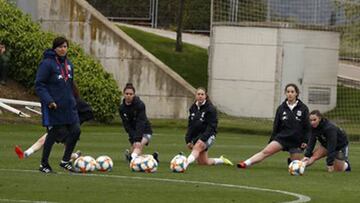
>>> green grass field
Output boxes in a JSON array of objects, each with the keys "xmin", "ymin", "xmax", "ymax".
[
  {"xmin": 118, "ymin": 25, "xmax": 208, "ymax": 89},
  {"xmin": 1, "ymin": 123, "xmax": 359, "ymax": 203}
]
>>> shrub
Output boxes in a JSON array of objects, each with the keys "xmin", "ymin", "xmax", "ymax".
[{"xmin": 0, "ymin": 0, "xmax": 121, "ymax": 122}]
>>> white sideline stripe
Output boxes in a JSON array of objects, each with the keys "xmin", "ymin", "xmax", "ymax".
[
  {"xmin": 0, "ymin": 199, "xmax": 57, "ymax": 203},
  {"xmin": 0, "ymin": 169, "xmax": 311, "ymax": 203}
]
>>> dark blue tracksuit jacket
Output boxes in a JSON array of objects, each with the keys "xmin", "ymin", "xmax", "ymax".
[{"xmin": 35, "ymin": 49, "xmax": 79, "ymax": 126}]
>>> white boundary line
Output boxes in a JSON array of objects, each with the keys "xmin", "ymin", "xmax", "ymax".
[
  {"xmin": 0, "ymin": 169, "xmax": 311, "ymax": 203},
  {"xmin": 0, "ymin": 199, "xmax": 56, "ymax": 203}
]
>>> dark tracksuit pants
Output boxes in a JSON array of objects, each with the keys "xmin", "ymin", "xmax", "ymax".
[{"xmin": 41, "ymin": 123, "xmax": 81, "ymax": 166}]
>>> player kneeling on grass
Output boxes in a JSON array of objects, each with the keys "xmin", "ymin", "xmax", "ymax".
[
  {"xmin": 15, "ymin": 95, "xmax": 94, "ymax": 162},
  {"xmin": 183, "ymin": 87, "xmax": 233, "ymax": 170},
  {"xmin": 119, "ymin": 83, "xmax": 159, "ymax": 164},
  {"xmin": 301, "ymin": 110, "xmax": 351, "ymax": 172},
  {"xmin": 237, "ymin": 84, "xmax": 310, "ymax": 169}
]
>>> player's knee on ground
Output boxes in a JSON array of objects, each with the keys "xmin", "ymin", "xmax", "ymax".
[{"xmin": 193, "ymin": 140, "xmax": 206, "ymax": 151}]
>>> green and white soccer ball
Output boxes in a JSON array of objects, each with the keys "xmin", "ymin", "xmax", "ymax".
[
  {"xmin": 288, "ymin": 160, "xmax": 305, "ymax": 176},
  {"xmin": 170, "ymin": 154, "xmax": 187, "ymax": 173},
  {"xmin": 96, "ymin": 155, "xmax": 113, "ymax": 172},
  {"xmin": 74, "ymin": 156, "xmax": 97, "ymax": 173},
  {"xmin": 130, "ymin": 154, "xmax": 158, "ymax": 173}
]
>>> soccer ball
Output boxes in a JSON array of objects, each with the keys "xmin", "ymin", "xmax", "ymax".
[
  {"xmin": 170, "ymin": 154, "xmax": 187, "ymax": 173},
  {"xmin": 140, "ymin": 154, "xmax": 158, "ymax": 173},
  {"xmin": 130, "ymin": 155, "xmax": 158, "ymax": 173},
  {"xmin": 96, "ymin": 155, "xmax": 113, "ymax": 172},
  {"xmin": 288, "ymin": 160, "xmax": 305, "ymax": 176},
  {"xmin": 129, "ymin": 156, "xmax": 143, "ymax": 172},
  {"xmin": 74, "ymin": 156, "xmax": 97, "ymax": 173}
]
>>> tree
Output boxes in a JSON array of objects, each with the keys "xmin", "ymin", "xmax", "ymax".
[{"xmin": 175, "ymin": 0, "xmax": 185, "ymax": 52}]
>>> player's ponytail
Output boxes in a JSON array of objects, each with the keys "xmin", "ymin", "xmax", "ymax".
[
  {"xmin": 123, "ymin": 83, "xmax": 135, "ymax": 93},
  {"xmin": 310, "ymin": 109, "xmax": 323, "ymax": 119}
]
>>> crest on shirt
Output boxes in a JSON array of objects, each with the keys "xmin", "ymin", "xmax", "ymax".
[
  {"xmin": 200, "ymin": 112, "xmax": 206, "ymax": 122},
  {"xmin": 296, "ymin": 110, "xmax": 302, "ymax": 117},
  {"xmin": 190, "ymin": 113, "xmax": 195, "ymax": 120},
  {"xmin": 58, "ymin": 75, "xmax": 63, "ymax": 80}
]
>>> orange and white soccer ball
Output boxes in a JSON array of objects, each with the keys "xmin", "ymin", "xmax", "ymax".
[
  {"xmin": 130, "ymin": 154, "xmax": 158, "ymax": 173},
  {"xmin": 74, "ymin": 156, "xmax": 97, "ymax": 173},
  {"xmin": 170, "ymin": 154, "xmax": 187, "ymax": 173},
  {"xmin": 288, "ymin": 160, "xmax": 305, "ymax": 176},
  {"xmin": 96, "ymin": 155, "xmax": 113, "ymax": 172}
]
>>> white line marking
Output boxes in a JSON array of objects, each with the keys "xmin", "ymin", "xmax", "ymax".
[
  {"xmin": 0, "ymin": 169, "xmax": 311, "ymax": 203},
  {"xmin": 0, "ymin": 199, "xmax": 57, "ymax": 203}
]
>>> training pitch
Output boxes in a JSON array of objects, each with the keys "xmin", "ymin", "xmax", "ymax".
[{"xmin": 1, "ymin": 124, "xmax": 359, "ymax": 203}]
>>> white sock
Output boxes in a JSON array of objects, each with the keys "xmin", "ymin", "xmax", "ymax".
[
  {"xmin": 186, "ymin": 154, "xmax": 196, "ymax": 168},
  {"xmin": 213, "ymin": 158, "xmax": 224, "ymax": 165},
  {"xmin": 71, "ymin": 152, "xmax": 79, "ymax": 160},
  {"xmin": 131, "ymin": 153, "xmax": 138, "ymax": 160},
  {"xmin": 343, "ymin": 162, "xmax": 349, "ymax": 171},
  {"xmin": 24, "ymin": 148, "xmax": 34, "ymax": 158},
  {"xmin": 244, "ymin": 159, "xmax": 252, "ymax": 166}
]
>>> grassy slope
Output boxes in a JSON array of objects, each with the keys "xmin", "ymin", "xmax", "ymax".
[
  {"xmin": 1, "ymin": 124, "xmax": 359, "ymax": 202},
  {"xmin": 118, "ymin": 25, "xmax": 208, "ymax": 89}
]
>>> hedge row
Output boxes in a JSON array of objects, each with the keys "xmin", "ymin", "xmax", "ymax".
[{"xmin": 0, "ymin": 0, "xmax": 121, "ymax": 122}]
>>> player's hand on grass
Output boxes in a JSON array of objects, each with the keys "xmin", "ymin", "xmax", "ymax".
[
  {"xmin": 301, "ymin": 157, "xmax": 310, "ymax": 163},
  {"xmin": 187, "ymin": 142, "xmax": 193, "ymax": 150}
]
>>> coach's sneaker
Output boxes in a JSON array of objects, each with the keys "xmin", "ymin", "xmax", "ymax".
[
  {"xmin": 220, "ymin": 155, "xmax": 234, "ymax": 166},
  {"xmin": 15, "ymin": 145, "xmax": 24, "ymax": 159},
  {"xmin": 124, "ymin": 149, "xmax": 131, "ymax": 163},
  {"xmin": 152, "ymin": 151, "xmax": 159, "ymax": 163},
  {"xmin": 59, "ymin": 161, "xmax": 75, "ymax": 172},
  {"xmin": 237, "ymin": 161, "xmax": 247, "ymax": 169},
  {"xmin": 39, "ymin": 164, "xmax": 54, "ymax": 173}
]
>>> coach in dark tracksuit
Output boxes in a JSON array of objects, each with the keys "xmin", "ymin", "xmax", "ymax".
[
  {"xmin": 238, "ymin": 83, "xmax": 310, "ymax": 169},
  {"xmin": 302, "ymin": 110, "xmax": 351, "ymax": 172},
  {"xmin": 35, "ymin": 37, "xmax": 80, "ymax": 173},
  {"xmin": 184, "ymin": 87, "xmax": 233, "ymax": 169},
  {"xmin": 119, "ymin": 83, "xmax": 157, "ymax": 163}
]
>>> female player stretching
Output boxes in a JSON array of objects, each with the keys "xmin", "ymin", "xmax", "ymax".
[
  {"xmin": 302, "ymin": 110, "xmax": 351, "ymax": 172},
  {"xmin": 119, "ymin": 83, "xmax": 158, "ymax": 163},
  {"xmin": 184, "ymin": 87, "xmax": 233, "ymax": 169},
  {"xmin": 237, "ymin": 83, "xmax": 310, "ymax": 169}
]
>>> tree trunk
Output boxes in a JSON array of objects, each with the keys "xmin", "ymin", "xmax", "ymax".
[{"xmin": 176, "ymin": 0, "xmax": 185, "ymax": 52}]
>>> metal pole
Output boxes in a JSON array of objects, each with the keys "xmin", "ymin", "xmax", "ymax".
[
  {"xmin": 234, "ymin": 0, "xmax": 238, "ymax": 22},
  {"xmin": 267, "ymin": 0, "xmax": 271, "ymax": 22},
  {"xmin": 0, "ymin": 102, "xmax": 31, "ymax": 117},
  {"xmin": 149, "ymin": 0, "xmax": 153, "ymax": 20},
  {"xmin": 154, "ymin": 0, "xmax": 158, "ymax": 28},
  {"xmin": 0, "ymin": 98, "xmax": 41, "ymax": 107},
  {"xmin": 314, "ymin": 0, "xmax": 318, "ymax": 24},
  {"xmin": 208, "ymin": 0, "xmax": 214, "ymax": 96}
]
